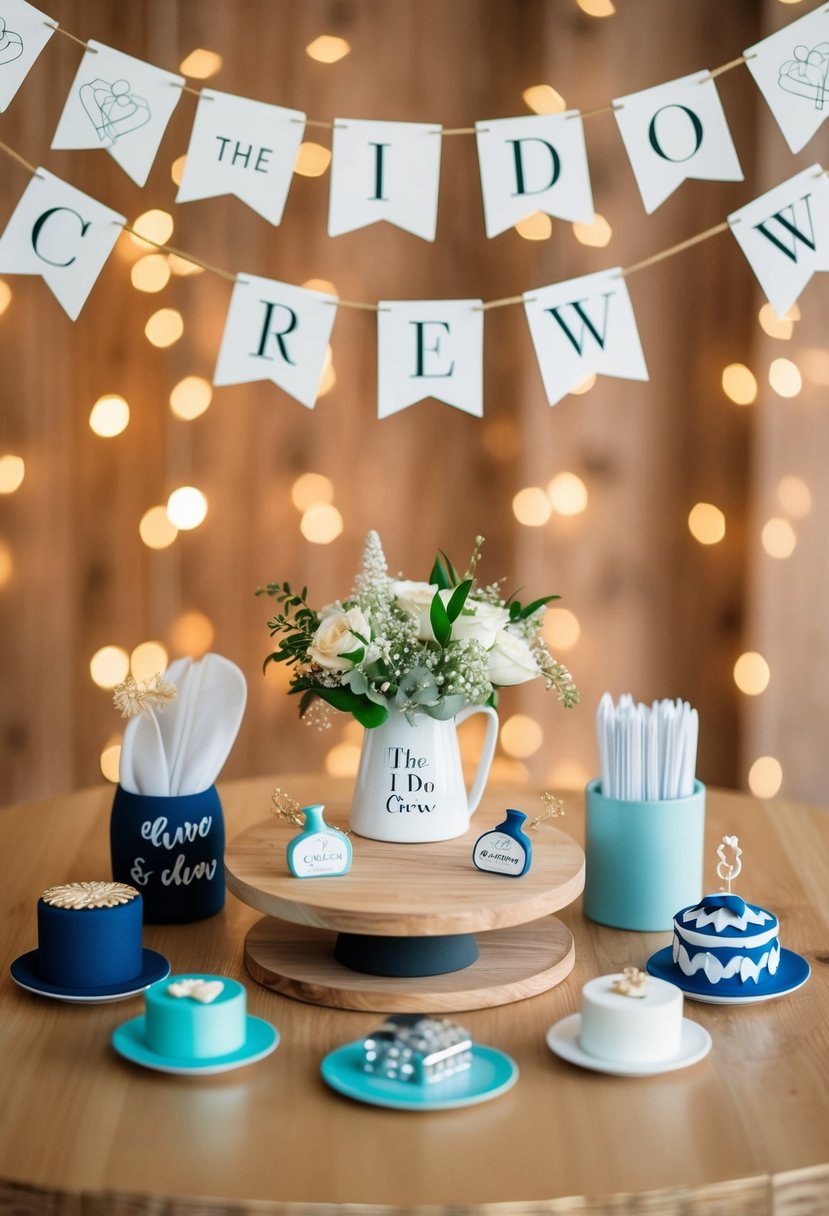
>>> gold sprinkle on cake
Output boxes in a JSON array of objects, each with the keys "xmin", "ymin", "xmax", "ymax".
[{"xmin": 41, "ymin": 881, "xmax": 139, "ymax": 910}]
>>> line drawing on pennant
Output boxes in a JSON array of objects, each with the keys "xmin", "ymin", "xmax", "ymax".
[
  {"xmin": 778, "ymin": 42, "xmax": 829, "ymax": 111},
  {"xmin": 0, "ymin": 16, "xmax": 24, "ymax": 65},
  {"xmin": 79, "ymin": 77, "xmax": 151, "ymax": 145}
]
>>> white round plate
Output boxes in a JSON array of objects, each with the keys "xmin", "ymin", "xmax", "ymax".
[
  {"xmin": 647, "ymin": 946, "xmax": 811, "ymax": 1005},
  {"xmin": 546, "ymin": 1013, "xmax": 712, "ymax": 1077}
]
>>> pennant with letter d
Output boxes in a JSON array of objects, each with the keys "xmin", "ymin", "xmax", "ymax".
[
  {"xmin": 377, "ymin": 299, "xmax": 483, "ymax": 419},
  {"xmin": 213, "ymin": 274, "xmax": 338, "ymax": 409},
  {"xmin": 745, "ymin": 5, "xmax": 829, "ymax": 154},
  {"xmin": 524, "ymin": 270, "xmax": 648, "ymax": 406},
  {"xmin": 0, "ymin": 169, "xmax": 124, "ymax": 319},
  {"xmin": 0, "ymin": 0, "xmax": 55, "ymax": 112}
]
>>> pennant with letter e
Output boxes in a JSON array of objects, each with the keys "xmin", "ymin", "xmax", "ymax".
[
  {"xmin": 745, "ymin": 5, "xmax": 829, "ymax": 154},
  {"xmin": 614, "ymin": 72, "xmax": 743, "ymax": 214},
  {"xmin": 177, "ymin": 90, "xmax": 305, "ymax": 226},
  {"xmin": 0, "ymin": 168, "xmax": 123, "ymax": 319},
  {"xmin": 51, "ymin": 40, "xmax": 184, "ymax": 186},
  {"xmin": 329, "ymin": 118, "xmax": 442, "ymax": 240},
  {"xmin": 213, "ymin": 274, "xmax": 338, "ymax": 409},
  {"xmin": 476, "ymin": 112, "xmax": 594, "ymax": 237},
  {"xmin": 524, "ymin": 270, "xmax": 648, "ymax": 406},
  {"xmin": 729, "ymin": 165, "xmax": 829, "ymax": 318},
  {"xmin": 0, "ymin": 0, "xmax": 55, "ymax": 112},
  {"xmin": 377, "ymin": 299, "xmax": 483, "ymax": 419}
]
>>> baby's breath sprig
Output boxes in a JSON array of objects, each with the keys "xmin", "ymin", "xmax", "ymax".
[
  {"xmin": 530, "ymin": 791, "xmax": 565, "ymax": 831},
  {"xmin": 113, "ymin": 673, "xmax": 177, "ymax": 719},
  {"xmin": 271, "ymin": 788, "xmax": 305, "ymax": 828}
]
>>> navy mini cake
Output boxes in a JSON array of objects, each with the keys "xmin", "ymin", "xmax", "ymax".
[
  {"xmin": 37, "ymin": 881, "xmax": 143, "ymax": 988},
  {"xmin": 671, "ymin": 892, "xmax": 780, "ymax": 994}
]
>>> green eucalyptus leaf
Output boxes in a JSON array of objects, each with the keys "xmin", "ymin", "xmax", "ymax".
[
  {"xmin": 439, "ymin": 550, "xmax": 461, "ymax": 587},
  {"xmin": 338, "ymin": 645, "xmax": 365, "ymax": 664},
  {"xmin": 446, "ymin": 579, "xmax": 472, "ymax": 623},
  {"xmin": 426, "ymin": 694, "xmax": 466, "ymax": 720},
  {"xmin": 430, "ymin": 590, "xmax": 452, "ymax": 647},
  {"xmin": 316, "ymin": 686, "xmax": 389, "ymax": 728},
  {"xmin": 429, "ymin": 556, "xmax": 451, "ymax": 590},
  {"xmin": 516, "ymin": 594, "xmax": 561, "ymax": 620}
]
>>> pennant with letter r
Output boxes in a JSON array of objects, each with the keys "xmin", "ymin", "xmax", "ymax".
[
  {"xmin": 377, "ymin": 299, "xmax": 483, "ymax": 419},
  {"xmin": 51, "ymin": 40, "xmax": 184, "ymax": 186},
  {"xmin": 213, "ymin": 273, "xmax": 338, "ymax": 409},
  {"xmin": 177, "ymin": 90, "xmax": 305, "ymax": 226},
  {"xmin": 745, "ymin": 5, "xmax": 829, "ymax": 154},
  {"xmin": 0, "ymin": 0, "xmax": 55, "ymax": 112},
  {"xmin": 729, "ymin": 165, "xmax": 829, "ymax": 318},
  {"xmin": 524, "ymin": 269, "xmax": 648, "ymax": 407},
  {"xmin": 0, "ymin": 168, "xmax": 124, "ymax": 319}
]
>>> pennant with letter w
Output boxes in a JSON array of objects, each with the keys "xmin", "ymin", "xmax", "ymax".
[{"xmin": 524, "ymin": 270, "xmax": 648, "ymax": 406}]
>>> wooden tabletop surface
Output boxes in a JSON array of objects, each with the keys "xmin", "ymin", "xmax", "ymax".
[{"xmin": 1, "ymin": 775, "xmax": 827, "ymax": 1216}]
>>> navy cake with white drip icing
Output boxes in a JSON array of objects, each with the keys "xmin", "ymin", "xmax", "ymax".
[{"xmin": 671, "ymin": 892, "xmax": 780, "ymax": 993}]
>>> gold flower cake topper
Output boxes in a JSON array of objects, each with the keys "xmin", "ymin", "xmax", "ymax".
[
  {"xmin": 42, "ymin": 881, "xmax": 139, "ymax": 909},
  {"xmin": 611, "ymin": 966, "xmax": 649, "ymax": 998},
  {"xmin": 113, "ymin": 672, "xmax": 177, "ymax": 719}
]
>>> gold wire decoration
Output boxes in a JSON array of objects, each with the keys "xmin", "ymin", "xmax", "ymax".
[
  {"xmin": 271, "ymin": 788, "xmax": 350, "ymax": 834},
  {"xmin": 530, "ymin": 791, "xmax": 565, "ymax": 830},
  {"xmin": 611, "ymin": 966, "xmax": 649, "ymax": 998},
  {"xmin": 113, "ymin": 673, "xmax": 177, "ymax": 718}
]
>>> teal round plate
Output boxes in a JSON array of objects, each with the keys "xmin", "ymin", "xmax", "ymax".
[
  {"xmin": 320, "ymin": 1041, "xmax": 518, "ymax": 1110},
  {"xmin": 112, "ymin": 1015, "xmax": 279, "ymax": 1075}
]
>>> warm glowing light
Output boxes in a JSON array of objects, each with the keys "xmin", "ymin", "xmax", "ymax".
[
  {"xmin": 0, "ymin": 454, "xmax": 25, "ymax": 494},
  {"xmin": 500, "ymin": 714, "xmax": 543, "ymax": 759},
  {"xmin": 291, "ymin": 472, "xmax": 335, "ymax": 511},
  {"xmin": 571, "ymin": 374, "xmax": 596, "ymax": 395},
  {"xmin": 325, "ymin": 742, "xmax": 362, "ymax": 777},
  {"xmin": 748, "ymin": 756, "xmax": 782, "ymax": 798},
  {"xmin": 573, "ymin": 213, "xmax": 612, "ymax": 246},
  {"xmin": 139, "ymin": 505, "xmax": 178, "ymax": 550},
  {"xmin": 512, "ymin": 486, "xmax": 552, "ymax": 527},
  {"xmin": 318, "ymin": 346, "xmax": 337, "ymax": 396},
  {"xmin": 90, "ymin": 645, "xmax": 130, "ymax": 689},
  {"xmin": 300, "ymin": 503, "xmax": 343, "ymax": 544},
  {"xmin": 305, "ymin": 35, "xmax": 351, "ymax": 63},
  {"xmin": 171, "ymin": 155, "xmax": 187, "ymax": 186},
  {"xmin": 302, "ymin": 278, "xmax": 339, "ymax": 296},
  {"xmin": 548, "ymin": 471, "xmax": 588, "ymax": 516},
  {"xmin": 168, "ymin": 253, "xmax": 203, "ymax": 277},
  {"xmin": 482, "ymin": 417, "xmax": 521, "ymax": 461},
  {"xmin": 769, "ymin": 357, "xmax": 802, "ymax": 397},
  {"xmin": 129, "ymin": 209, "xmax": 174, "ymax": 249},
  {"xmin": 761, "ymin": 517, "xmax": 796, "ymax": 558},
  {"xmin": 0, "ymin": 539, "xmax": 13, "ymax": 586},
  {"xmin": 179, "ymin": 48, "xmax": 223, "ymax": 78},
  {"xmin": 577, "ymin": 0, "xmax": 615, "ymax": 13},
  {"xmin": 145, "ymin": 308, "xmax": 184, "ymax": 348},
  {"xmin": 89, "ymin": 394, "xmax": 129, "ymax": 438},
  {"xmin": 170, "ymin": 611, "xmax": 215, "ymax": 658},
  {"xmin": 801, "ymin": 347, "xmax": 829, "ymax": 385},
  {"xmin": 734, "ymin": 651, "xmax": 770, "ymax": 696},
  {"xmin": 543, "ymin": 607, "xmax": 581, "ymax": 652},
  {"xmin": 522, "ymin": 84, "xmax": 567, "ymax": 114},
  {"xmin": 776, "ymin": 475, "xmax": 812, "ymax": 519},
  {"xmin": 100, "ymin": 735, "xmax": 122, "ymax": 784},
  {"xmin": 170, "ymin": 376, "xmax": 212, "ymax": 420},
  {"xmin": 130, "ymin": 641, "xmax": 169, "ymax": 682},
  {"xmin": 0, "ymin": 279, "xmax": 11, "ymax": 316},
  {"xmin": 131, "ymin": 254, "xmax": 171, "ymax": 293},
  {"xmin": 688, "ymin": 502, "xmax": 726, "ymax": 545},
  {"xmin": 515, "ymin": 212, "xmax": 553, "ymax": 240},
  {"xmin": 547, "ymin": 759, "xmax": 591, "ymax": 788},
  {"xmin": 758, "ymin": 302, "xmax": 798, "ymax": 339},
  {"xmin": 295, "ymin": 142, "xmax": 332, "ymax": 177},
  {"xmin": 167, "ymin": 486, "xmax": 208, "ymax": 530},
  {"xmin": 721, "ymin": 363, "xmax": 758, "ymax": 405}
]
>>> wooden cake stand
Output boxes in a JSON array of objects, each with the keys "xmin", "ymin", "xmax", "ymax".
[{"xmin": 224, "ymin": 804, "xmax": 585, "ymax": 1012}]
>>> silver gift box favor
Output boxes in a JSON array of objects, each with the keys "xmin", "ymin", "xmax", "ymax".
[{"xmin": 362, "ymin": 1014, "xmax": 473, "ymax": 1085}]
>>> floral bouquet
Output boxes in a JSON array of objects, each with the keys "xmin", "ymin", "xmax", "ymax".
[{"xmin": 257, "ymin": 532, "xmax": 578, "ymax": 728}]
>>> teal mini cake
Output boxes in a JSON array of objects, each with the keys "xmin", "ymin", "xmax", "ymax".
[{"xmin": 145, "ymin": 975, "xmax": 246, "ymax": 1059}]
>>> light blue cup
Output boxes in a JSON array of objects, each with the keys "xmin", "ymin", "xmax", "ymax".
[{"xmin": 583, "ymin": 779, "xmax": 706, "ymax": 931}]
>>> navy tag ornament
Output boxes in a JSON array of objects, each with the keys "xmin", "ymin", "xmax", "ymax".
[{"xmin": 473, "ymin": 809, "xmax": 532, "ymax": 877}]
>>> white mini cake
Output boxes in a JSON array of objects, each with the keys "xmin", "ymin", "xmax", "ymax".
[
  {"xmin": 145, "ymin": 975, "xmax": 246, "ymax": 1059},
  {"xmin": 579, "ymin": 971, "xmax": 683, "ymax": 1064}
]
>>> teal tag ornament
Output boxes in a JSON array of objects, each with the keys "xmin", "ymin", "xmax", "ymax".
[{"xmin": 287, "ymin": 804, "xmax": 352, "ymax": 879}]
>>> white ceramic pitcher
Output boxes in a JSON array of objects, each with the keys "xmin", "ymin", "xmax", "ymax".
[{"xmin": 349, "ymin": 705, "xmax": 499, "ymax": 843}]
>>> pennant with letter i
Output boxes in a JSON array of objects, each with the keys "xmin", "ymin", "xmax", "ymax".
[
  {"xmin": 524, "ymin": 270, "xmax": 648, "ymax": 406},
  {"xmin": 0, "ymin": 168, "xmax": 124, "ymax": 319},
  {"xmin": 213, "ymin": 274, "xmax": 338, "ymax": 409},
  {"xmin": 475, "ymin": 112, "xmax": 594, "ymax": 238},
  {"xmin": 177, "ymin": 90, "xmax": 305, "ymax": 226},
  {"xmin": 329, "ymin": 118, "xmax": 442, "ymax": 240},
  {"xmin": 377, "ymin": 299, "xmax": 483, "ymax": 419},
  {"xmin": 51, "ymin": 40, "xmax": 184, "ymax": 186},
  {"xmin": 614, "ymin": 72, "xmax": 743, "ymax": 214},
  {"xmin": 0, "ymin": 0, "xmax": 55, "ymax": 112},
  {"xmin": 729, "ymin": 165, "xmax": 829, "ymax": 318},
  {"xmin": 745, "ymin": 5, "xmax": 829, "ymax": 154}
]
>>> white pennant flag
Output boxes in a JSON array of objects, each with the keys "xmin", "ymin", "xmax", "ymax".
[
  {"xmin": 0, "ymin": 168, "xmax": 123, "ymax": 318},
  {"xmin": 377, "ymin": 299, "xmax": 483, "ymax": 419},
  {"xmin": 745, "ymin": 6, "xmax": 829, "ymax": 154},
  {"xmin": 329, "ymin": 118, "xmax": 442, "ymax": 240},
  {"xmin": 51, "ymin": 40, "xmax": 183, "ymax": 186},
  {"xmin": 614, "ymin": 72, "xmax": 743, "ymax": 214},
  {"xmin": 0, "ymin": 0, "xmax": 54, "ymax": 112},
  {"xmin": 524, "ymin": 270, "xmax": 648, "ymax": 407},
  {"xmin": 475, "ymin": 112, "xmax": 594, "ymax": 237},
  {"xmin": 729, "ymin": 165, "xmax": 829, "ymax": 318},
  {"xmin": 213, "ymin": 274, "xmax": 337, "ymax": 409},
  {"xmin": 177, "ymin": 89, "xmax": 305, "ymax": 226}
]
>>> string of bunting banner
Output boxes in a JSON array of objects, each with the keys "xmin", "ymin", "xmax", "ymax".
[{"xmin": 0, "ymin": 0, "xmax": 828, "ymax": 416}]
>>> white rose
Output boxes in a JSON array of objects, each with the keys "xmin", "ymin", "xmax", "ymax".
[
  {"xmin": 392, "ymin": 580, "xmax": 441, "ymax": 641},
  {"xmin": 308, "ymin": 606, "xmax": 371, "ymax": 672},
  {"xmin": 452, "ymin": 600, "xmax": 509, "ymax": 649},
  {"xmin": 487, "ymin": 629, "xmax": 540, "ymax": 686}
]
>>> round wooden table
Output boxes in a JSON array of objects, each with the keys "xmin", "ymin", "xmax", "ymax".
[{"xmin": 1, "ymin": 776, "xmax": 827, "ymax": 1216}]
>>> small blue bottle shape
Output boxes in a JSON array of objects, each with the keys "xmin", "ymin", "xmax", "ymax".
[
  {"xmin": 473, "ymin": 809, "xmax": 532, "ymax": 877},
  {"xmin": 287, "ymin": 805, "xmax": 352, "ymax": 879}
]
